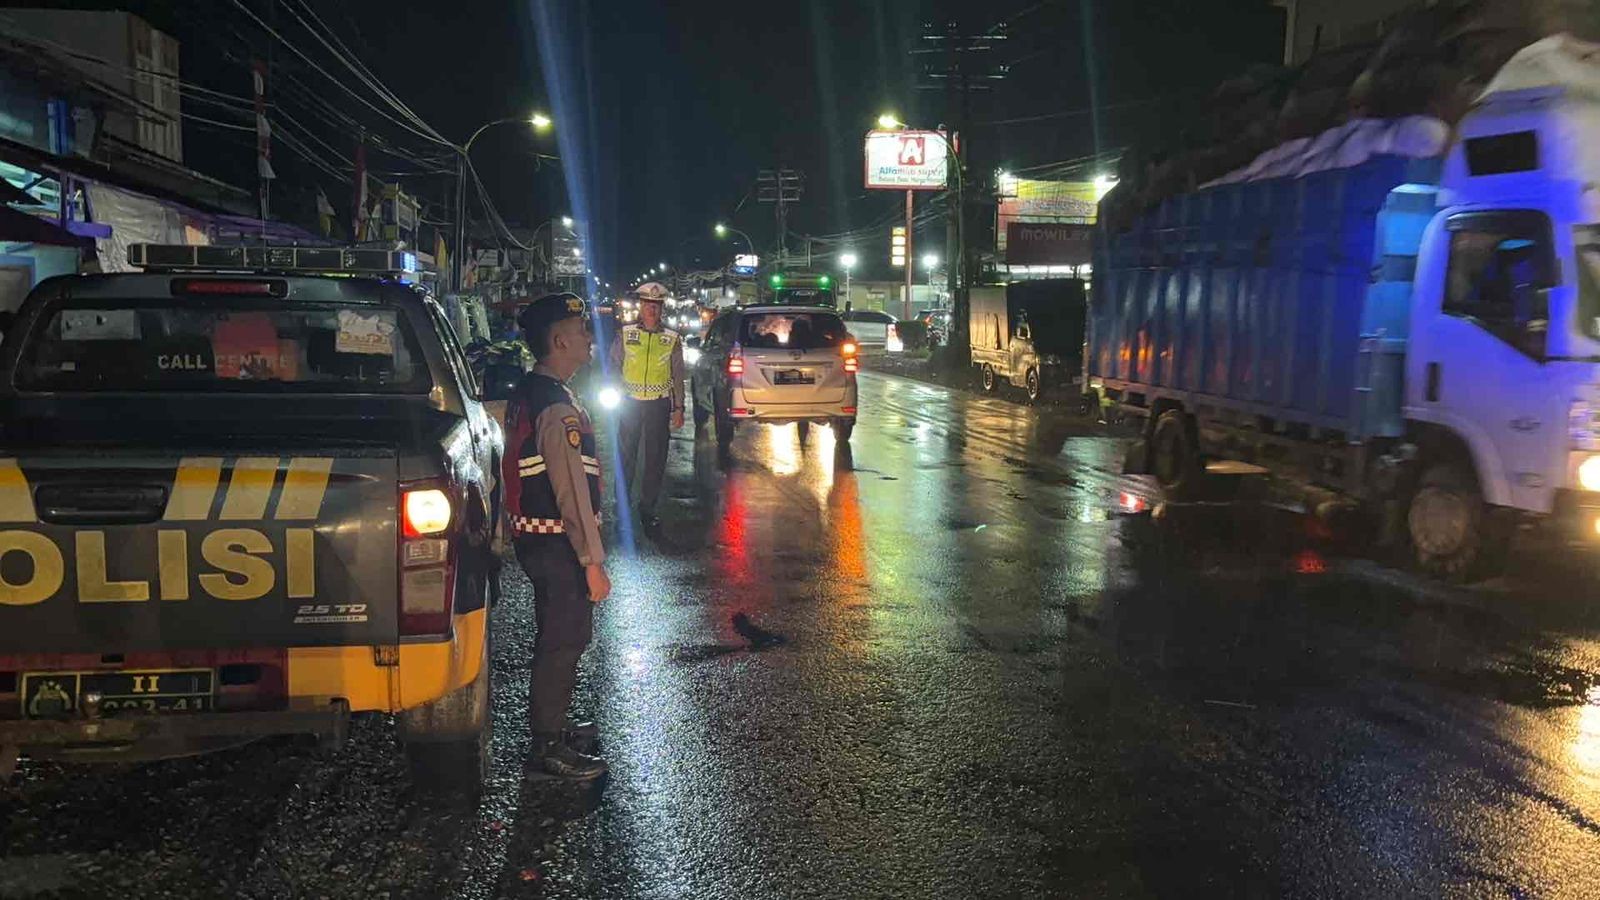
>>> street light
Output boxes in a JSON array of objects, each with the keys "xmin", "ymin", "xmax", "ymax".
[
  {"xmin": 715, "ymin": 223, "xmax": 755, "ymax": 256},
  {"xmin": 453, "ymin": 110, "xmax": 554, "ymax": 291},
  {"xmin": 839, "ymin": 251, "xmax": 858, "ymax": 307},
  {"xmin": 877, "ymin": 113, "xmax": 905, "ymax": 130}
]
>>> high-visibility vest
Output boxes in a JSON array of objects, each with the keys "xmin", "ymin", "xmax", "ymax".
[{"xmin": 619, "ymin": 325, "xmax": 678, "ymax": 400}]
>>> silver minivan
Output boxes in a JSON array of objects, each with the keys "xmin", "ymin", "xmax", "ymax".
[
  {"xmin": 689, "ymin": 305, "xmax": 860, "ymax": 449},
  {"xmin": 840, "ymin": 308, "xmax": 901, "ymax": 352}
]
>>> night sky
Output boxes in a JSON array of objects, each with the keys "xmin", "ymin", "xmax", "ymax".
[{"xmin": 34, "ymin": 0, "xmax": 1284, "ymax": 286}]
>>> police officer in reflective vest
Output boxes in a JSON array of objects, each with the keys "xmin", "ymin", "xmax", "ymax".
[
  {"xmin": 504, "ymin": 293, "xmax": 611, "ymax": 780},
  {"xmin": 609, "ymin": 281, "xmax": 684, "ymax": 529}
]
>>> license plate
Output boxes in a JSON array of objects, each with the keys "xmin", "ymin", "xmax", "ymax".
[
  {"xmin": 773, "ymin": 368, "xmax": 815, "ymax": 385},
  {"xmin": 20, "ymin": 669, "xmax": 214, "ymax": 717}
]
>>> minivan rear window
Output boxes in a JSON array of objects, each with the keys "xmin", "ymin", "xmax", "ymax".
[
  {"xmin": 16, "ymin": 300, "xmax": 432, "ymax": 393},
  {"xmin": 738, "ymin": 312, "xmax": 848, "ymax": 350}
]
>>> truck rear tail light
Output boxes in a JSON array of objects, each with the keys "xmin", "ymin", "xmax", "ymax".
[
  {"xmin": 172, "ymin": 278, "xmax": 287, "ymax": 297},
  {"xmin": 402, "ymin": 489, "xmax": 452, "ymax": 537},
  {"xmin": 401, "ymin": 568, "xmax": 452, "ymax": 635},
  {"xmin": 398, "ymin": 481, "xmax": 457, "ymax": 637},
  {"xmin": 403, "ymin": 538, "xmax": 449, "ymax": 567}
]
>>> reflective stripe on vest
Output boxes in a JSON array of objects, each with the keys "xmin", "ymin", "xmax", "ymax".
[{"xmin": 620, "ymin": 325, "xmax": 677, "ymax": 400}]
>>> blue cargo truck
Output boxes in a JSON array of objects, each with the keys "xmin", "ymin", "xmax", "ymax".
[{"xmin": 1088, "ymin": 36, "xmax": 1600, "ymax": 577}]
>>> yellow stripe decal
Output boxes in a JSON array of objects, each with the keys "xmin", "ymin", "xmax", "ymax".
[
  {"xmin": 275, "ymin": 457, "xmax": 334, "ymax": 520},
  {"xmin": 0, "ymin": 460, "xmax": 35, "ymax": 522},
  {"xmin": 219, "ymin": 457, "xmax": 279, "ymax": 521},
  {"xmin": 163, "ymin": 458, "xmax": 223, "ymax": 521}
]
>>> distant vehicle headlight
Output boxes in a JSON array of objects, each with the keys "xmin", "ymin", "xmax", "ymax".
[{"xmin": 598, "ymin": 386, "xmax": 622, "ymax": 410}]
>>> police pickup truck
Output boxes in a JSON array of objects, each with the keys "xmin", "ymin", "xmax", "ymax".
[{"xmin": 0, "ymin": 244, "xmax": 502, "ymax": 790}]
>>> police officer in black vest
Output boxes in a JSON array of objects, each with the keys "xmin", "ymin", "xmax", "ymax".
[{"xmin": 503, "ymin": 293, "xmax": 611, "ymax": 779}]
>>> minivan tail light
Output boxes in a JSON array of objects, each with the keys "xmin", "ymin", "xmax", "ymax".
[
  {"xmin": 399, "ymin": 481, "xmax": 456, "ymax": 637},
  {"xmin": 842, "ymin": 340, "xmax": 859, "ymax": 374},
  {"xmin": 727, "ymin": 349, "xmax": 745, "ymax": 376}
]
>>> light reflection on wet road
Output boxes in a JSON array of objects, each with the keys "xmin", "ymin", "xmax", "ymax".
[
  {"xmin": 4, "ymin": 371, "xmax": 1600, "ymax": 899},
  {"xmin": 530, "ymin": 371, "xmax": 1600, "ymax": 898}
]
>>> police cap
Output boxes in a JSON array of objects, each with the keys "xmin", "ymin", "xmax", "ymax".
[
  {"xmin": 518, "ymin": 292, "xmax": 587, "ymax": 357},
  {"xmin": 518, "ymin": 292, "xmax": 586, "ymax": 335}
]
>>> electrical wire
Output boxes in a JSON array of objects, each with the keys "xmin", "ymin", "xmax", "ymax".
[
  {"xmin": 226, "ymin": 0, "xmax": 454, "ymax": 149},
  {"xmin": 277, "ymin": 0, "xmax": 450, "ymax": 146}
]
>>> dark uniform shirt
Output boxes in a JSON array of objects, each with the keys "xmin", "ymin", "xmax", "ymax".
[{"xmin": 502, "ymin": 366, "xmax": 604, "ymax": 566}]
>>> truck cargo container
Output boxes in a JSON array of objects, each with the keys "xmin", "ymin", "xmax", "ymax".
[{"xmin": 1088, "ymin": 35, "xmax": 1600, "ymax": 577}]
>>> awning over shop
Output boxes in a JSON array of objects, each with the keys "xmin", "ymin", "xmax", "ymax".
[{"xmin": 0, "ymin": 204, "xmax": 92, "ymax": 248}]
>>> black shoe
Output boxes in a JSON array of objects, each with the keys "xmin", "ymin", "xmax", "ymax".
[
  {"xmin": 563, "ymin": 721, "xmax": 599, "ymax": 749},
  {"xmin": 536, "ymin": 736, "xmax": 607, "ymax": 780}
]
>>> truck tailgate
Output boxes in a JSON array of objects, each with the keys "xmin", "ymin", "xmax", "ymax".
[{"xmin": 0, "ymin": 452, "xmax": 398, "ymax": 653}]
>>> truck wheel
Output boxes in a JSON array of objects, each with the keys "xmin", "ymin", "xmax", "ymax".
[
  {"xmin": 1407, "ymin": 462, "xmax": 1503, "ymax": 581},
  {"xmin": 832, "ymin": 418, "xmax": 854, "ymax": 443},
  {"xmin": 1025, "ymin": 367, "xmax": 1042, "ymax": 403},
  {"xmin": 401, "ymin": 623, "xmax": 492, "ymax": 795},
  {"xmin": 1150, "ymin": 410, "xmax": 1204, "ymax": 501},
  {"xmin": 981, "ymin": 364, "xmax": 997, "ymax": 393}
]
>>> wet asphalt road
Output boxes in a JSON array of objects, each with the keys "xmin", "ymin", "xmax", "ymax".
[{"xmin": 6, "ymin": 370, "xmax": 1600, "ymax": 898}]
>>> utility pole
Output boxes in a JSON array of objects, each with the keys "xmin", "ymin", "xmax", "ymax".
[
  {"xmin": 904, "ymin": 191, "xmax": 914, "ymax": 319},
  {"xmin": 915, "ymin": 17, "xmax": 1008, "ymax": 356},
  {"xmin": 757, "ymin": 168, "xmax": 803, "ymax": 270}
]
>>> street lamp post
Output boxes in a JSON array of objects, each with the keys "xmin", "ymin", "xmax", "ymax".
[
  {"xmin": 453, "ymin": 112, "xmax": 551, "ymax": 292},
  {"xmin": 714, "ymin": 223, "xmax": 756, "ymax": 256},
  {"xmin": 839, "ymin": 251, "xmax": 857, "ymax": 310}
]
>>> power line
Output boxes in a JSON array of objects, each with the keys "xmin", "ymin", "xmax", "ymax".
[
  {"xmin": 226, "ymin": 0, "xmax": 453, "ymax": 149},
  {"xmin": 973, "ymin": 91, "xmax": 1194, "ymax": 127},
  {"xmin": 277, "ymin": 0, "xmax": 449, "ymax": 146}
]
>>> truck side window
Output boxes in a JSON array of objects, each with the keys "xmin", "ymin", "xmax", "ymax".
[
  {"xmin": 1444, "ymin": 212, "xmax": 1555, "ymax": 358},
  {"xmin": 425, "ymin": 301, "xmax": 478, "ymax": 396}
]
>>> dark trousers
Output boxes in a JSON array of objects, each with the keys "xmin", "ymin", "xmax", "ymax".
[
  {"xmin": 618, "ymin": 396, "xmax": 671, "ymax": 516},
  {"xmin": 515, "ymin": 541, "xmax": 593, "ymax": 738}
]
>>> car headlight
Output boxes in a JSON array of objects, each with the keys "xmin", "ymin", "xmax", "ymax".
[
  {"xmin": 1579, "ymin": 455, "xmax": 1600, "ymax": 492},
  {"xmin": 598, "ymin": 386, "xmax": 622, "ymax": 410}
]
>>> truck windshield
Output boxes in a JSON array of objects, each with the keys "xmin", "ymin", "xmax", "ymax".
[
  {"xmin": 1577, "ymin": 226, "xmax": 1600, "ymax": 340},
  {"xmin": 15, "ymin": 301, "xmax": 432, "ymax": 393}
]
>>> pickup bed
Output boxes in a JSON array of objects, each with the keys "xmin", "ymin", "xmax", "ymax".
[{"xmin": 0, "ymin": 255, "xmax": 502, "ymax": 790}]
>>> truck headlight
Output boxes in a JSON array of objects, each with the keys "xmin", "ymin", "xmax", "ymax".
[{"xmin": 1579, "ymin": 455, "xmax": 1600, "ymax": 492}]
